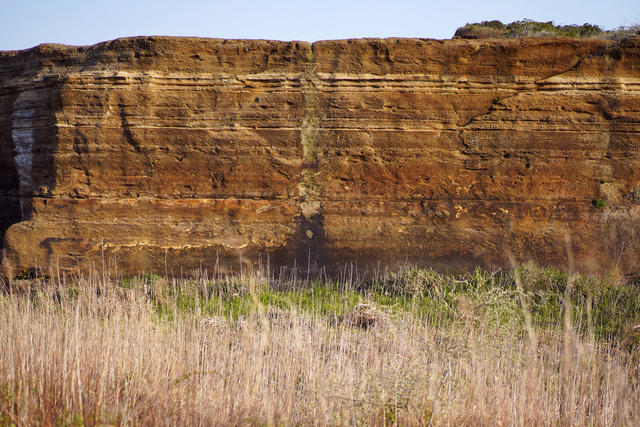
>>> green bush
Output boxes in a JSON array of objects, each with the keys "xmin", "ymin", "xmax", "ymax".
[
  {"xmin": 454, "ymin": 19, "xmax": 637, "ymax": 41},
  {"xmin": 592, "ymin": 199, "xmax": 608, "ymax": 209}
]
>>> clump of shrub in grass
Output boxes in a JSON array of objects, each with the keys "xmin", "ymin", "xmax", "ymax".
[{"xmin": 343, "ymin": 302, "xmax": 389, "ymax": 329}]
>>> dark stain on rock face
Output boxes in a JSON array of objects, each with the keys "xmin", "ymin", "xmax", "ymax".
[
  {"xmin": 0, "ymin": 197, "xmax": 21, "ymax": 250},
  {"xmin": 295, "ymin": 212, "xmax": 327, "ymax": 273},
  {"xmin": 268, "ymin": 211, "xmax": 328, "ymax": 279}
]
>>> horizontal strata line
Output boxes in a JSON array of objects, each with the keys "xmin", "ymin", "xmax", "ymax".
[
  {"xmin": 30, "ymin": 198, "xmax": 609, "ymax": 209},
  {"xmin": 59, "ymin": 72, "xmax": 524, "ymax": 81},
  {"xmin": 53, "ymin": 76, "xmax": 529, "ymax": 84},
  {"xmin": 52, "ymin": 150, "xmax": 638, "ymax": 157},
  {"xmin": 31, "ymin": 196, "xmax": 601, "ymax": 203},
  {"xmin": 57, "ymin": 118, "xmax": 640, "ymax": 125},
  {"xmin": 54, "ymin": 124, "xmax": 640, "ymax": 133},
  {"xmin": 64, "ymin": 78, "xmax": 536, "ymax": 85},
  {"xmin": 55, "ymin": 124, "xmax": 452, "ymax": 131},
  {"xmin": 62, "ymin": 83, "xmax": 640, "ymax": 94},
  {"xmin": 64, "ymin": 86, "xmax": 531, "ymax": 94},
  {"xmin": 62, "ymin": 73, "xmax": 640, "ymax": 82},
  {"xmin": 60, "ymin": 71, "xmax": 640, "ymax": 82},
  {"xmin": 9, "ymin": 83, "xmax": 640, "ymax": 95}
]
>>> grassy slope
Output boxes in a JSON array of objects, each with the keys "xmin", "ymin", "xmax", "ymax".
[{"xmin": 1, "ymin": 266, "xmax": 639, "ymax": 425}]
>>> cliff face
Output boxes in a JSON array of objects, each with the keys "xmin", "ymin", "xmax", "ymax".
[{"xmin": 2, "ymin": 36, "xmax": 640, "ymax": 277}]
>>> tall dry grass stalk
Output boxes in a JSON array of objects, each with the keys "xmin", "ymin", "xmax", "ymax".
[{"xmin": 0, "ymin": 272, "xmax": 638, "ymax": 425}]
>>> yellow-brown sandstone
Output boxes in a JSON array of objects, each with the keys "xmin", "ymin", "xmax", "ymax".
[{"xmin": 1, "ymin": 36, "xmax": 640, "ymax": 277}]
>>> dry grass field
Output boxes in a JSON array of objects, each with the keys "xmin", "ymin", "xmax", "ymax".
[{"xmin": 1, "ymin": 266, "xmax": 639, "ymax": 425}]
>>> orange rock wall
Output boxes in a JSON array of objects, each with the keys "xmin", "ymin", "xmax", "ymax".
[{"xmin": 2, "ymin": 37, "xmax": 640, "ymax": 277}]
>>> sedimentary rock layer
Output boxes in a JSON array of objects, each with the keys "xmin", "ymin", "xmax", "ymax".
[{"xmin": 1, "ymin": 36, "xmax": 640, "ymax": 277}]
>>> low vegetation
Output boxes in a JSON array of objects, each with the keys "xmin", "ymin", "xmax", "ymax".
[
  {"xmin": 1, "ymin": 266, "xmax": 639, "ymax": 425},
  {"xmin": 455, "ymin": 19, "xmax": 640, "ymax": 41}
]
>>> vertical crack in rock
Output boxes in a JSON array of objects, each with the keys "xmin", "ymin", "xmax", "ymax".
[
  {"xmin": 300, "ymin": 44, "xmax": 320, "ymax": 163},
  {"xmin": 295, "ymin": 44, "xmax": 326, "ymax": 270},
  {"xmin": 12, "ymin": 91, "xmax": 37, "ymax": 220}
]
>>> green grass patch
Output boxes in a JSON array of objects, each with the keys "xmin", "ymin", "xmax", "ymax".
[{"xmin": 105, "ymin": 266, "xmax": 640, "ymax": 347}]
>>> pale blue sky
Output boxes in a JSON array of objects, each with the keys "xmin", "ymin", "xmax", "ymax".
[{"xmin": 1, "ymin": 0, "xmax": 638, "ymax": 51}]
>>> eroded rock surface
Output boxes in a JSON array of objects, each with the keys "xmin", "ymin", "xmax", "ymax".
[{"xmin": 1, "ymin": 36, "xmax": 640, "ymax": 277}]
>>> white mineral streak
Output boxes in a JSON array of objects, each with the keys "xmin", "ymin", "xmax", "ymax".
[{"xmin": 12, "ymin": 92, "xmax": 37, "ymax": 219}]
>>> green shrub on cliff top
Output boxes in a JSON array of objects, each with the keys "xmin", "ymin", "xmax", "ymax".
[{"xmin": 454, "ymin": 19, "xmax": 638, "ymax": 40}]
